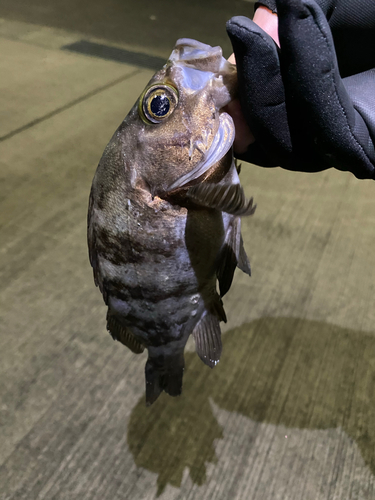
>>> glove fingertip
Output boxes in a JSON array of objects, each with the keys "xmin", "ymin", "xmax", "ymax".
[
  {"xmin": 227, "ymin": 16, "xmax": 280, "ymax": 65},
  {"xmin": 227, "ymin": 16, "xmax": 275, "ymax": 44}
]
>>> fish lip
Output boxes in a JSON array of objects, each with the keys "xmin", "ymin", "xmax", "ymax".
[{"xmin": 167, "ymin": 112, "xmax": 235, "ymax": 192}]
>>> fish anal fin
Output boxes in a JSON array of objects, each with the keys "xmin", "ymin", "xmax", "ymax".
[
  {"xmin": 186, "ymin": 183, "xmax": 256, "ymax": 216},
  {"xmin": 106, "ymin": 310, "xmax": 145, "ymax": 354},
  {"xmin": 192, "ymin": 312, "xmax": 223, "ymax": 368},
  {"xmin": 145, "ymin": 352, "xmax": 185, "ymax": 406}
]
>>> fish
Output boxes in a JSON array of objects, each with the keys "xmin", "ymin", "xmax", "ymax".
[{"xmin": 87, "ymin": 38, "xmax": 256, "ymax": 405}]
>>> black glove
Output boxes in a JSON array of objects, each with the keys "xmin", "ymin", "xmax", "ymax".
[{"xmin": 227, "ymin": 0, "xmax": 375, "ymax": 179}]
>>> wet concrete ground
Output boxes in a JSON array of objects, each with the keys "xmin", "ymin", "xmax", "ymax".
[{"xmin": 1, "ymin": 2, "xmax": 375, "ymax": 499}]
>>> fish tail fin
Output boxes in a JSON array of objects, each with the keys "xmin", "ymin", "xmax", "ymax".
[{"xmin": 145, "ymin": 351, "xmax": 185, "ymax": 406}]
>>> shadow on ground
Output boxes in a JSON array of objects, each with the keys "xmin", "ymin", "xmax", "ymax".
[{"xmin": 127, "ymin": 317, "xmax": 375, "ymax": 495}]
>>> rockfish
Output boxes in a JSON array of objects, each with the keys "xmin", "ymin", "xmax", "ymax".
[{"xmin": 88, "ymin": 38, "xmax": 256, "ymax": 405}]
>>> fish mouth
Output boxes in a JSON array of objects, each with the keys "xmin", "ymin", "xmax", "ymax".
[{"xmin": 167, "ymin": 112, "xmax": 235, "ymax": 191}]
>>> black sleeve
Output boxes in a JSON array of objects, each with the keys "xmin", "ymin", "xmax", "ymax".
[{"xmin": 255, "ymin": 0, "xmax": 375, "ymax": 76}]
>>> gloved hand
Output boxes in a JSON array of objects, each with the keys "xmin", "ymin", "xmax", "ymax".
[{"xmin": 227, "ymin": 0, "xmax": 375, "ymax": 179}]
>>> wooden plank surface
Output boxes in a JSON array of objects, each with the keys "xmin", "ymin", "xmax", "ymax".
[{"xmin": 1, "ymin": 28, "xmax": 375, "ymax": 500}]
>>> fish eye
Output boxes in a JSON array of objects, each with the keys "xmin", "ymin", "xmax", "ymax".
[{"xmin": 139, "ymin": 84, "xmax": 178, "ymax": 124}]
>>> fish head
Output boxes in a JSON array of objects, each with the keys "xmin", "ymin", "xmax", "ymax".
[{"xmin": 128, "ymin": 38, "xmax": 237, "ymax": 196}]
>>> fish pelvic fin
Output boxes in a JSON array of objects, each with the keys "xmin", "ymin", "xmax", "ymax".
[
  {"xmin": 217, "ymin": 217, "xmax": 251, "ymax": 297},
  {"xmin": 145, "ymin": 351, "xmax": 185, "ymax": 406},
  {"xmin": 106, "ymin": 310, "xmax": 145, "ymax": 354},
  {"xmin": 192, "ymin": 311, "xmax": 222, "ymax": 368},
  {"xmin": 186, "ymin": 182, "xmax": 256, "ymax": 216}
]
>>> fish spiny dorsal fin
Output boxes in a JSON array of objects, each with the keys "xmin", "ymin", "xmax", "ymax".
[
  {"xmin": 186, "ymin": 183, "xmax": 256, "ymax": 216},
  {"xmin": 192, "ymin": 312, "xmax": 222, "ymax": 368},
  {"xmin": 106, "ymin": 310, "xmax": 145, "ymax": 354}
]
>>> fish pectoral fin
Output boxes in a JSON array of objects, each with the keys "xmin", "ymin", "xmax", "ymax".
[
  {"xmin": 235, "ymin": 159, "xmax": 242, "ymax": 174},
  {"xmin": 238, "ymin": 234, "xmax": 252, "ymax": 275},
  {"xmin": 217, "ymin": 218, "xmax": 251, "ymax": 297},
  {"xmin": 217, "ymin": 217, "xmax": 238, "ymax": 297},
  {"xmin": 192, "ymin": 312, "xmax": 223, "ymax": 368},
  {"xmin": 145, "ymin": 352, "xmax": 185, "ymax": 406},
  {"xmin": 186, "ymin": 183, "xmax": 256, "ymax": 216},
  {"xmin": 209, "ymin": 292, "xmax": 227, "ymax": 323},
  {"xmin": 217, "ymin": 242, "xmax": 237, "ymax": 298},
  {"xmin": 106, "ymin": 310, "xmax": 145, "ymax": 354}
]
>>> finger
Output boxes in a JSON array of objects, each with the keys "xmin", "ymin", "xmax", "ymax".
[
  {"xmin": 224, "ymin": 98, "xmax": 255, "ymax": 154},
  {"xmin": 227, "ymin": 16, "xmax": 291, "ymax": 164},
  {"xmin": 228, "ymin": 53, "xmax": 236, "ymax": 65},
  {"xmin": 253, "ymin": 5, "xmax": 280, "ymax": 46}
]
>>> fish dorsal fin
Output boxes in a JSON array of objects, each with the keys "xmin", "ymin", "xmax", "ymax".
[
  {"xmin": 186, "ymin": 183, "xmax": 256, "ymax": 216},
  {"xmin": 192, "ymin": 312, "xmax": 223, "ymax": 368},
  {"xmin": 217, "ymin": 217, "xmax": 251, "ymax": 297},
  {"xmin": 106, "ymin": 311, "xmax": 145, "ymax": 354}
]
